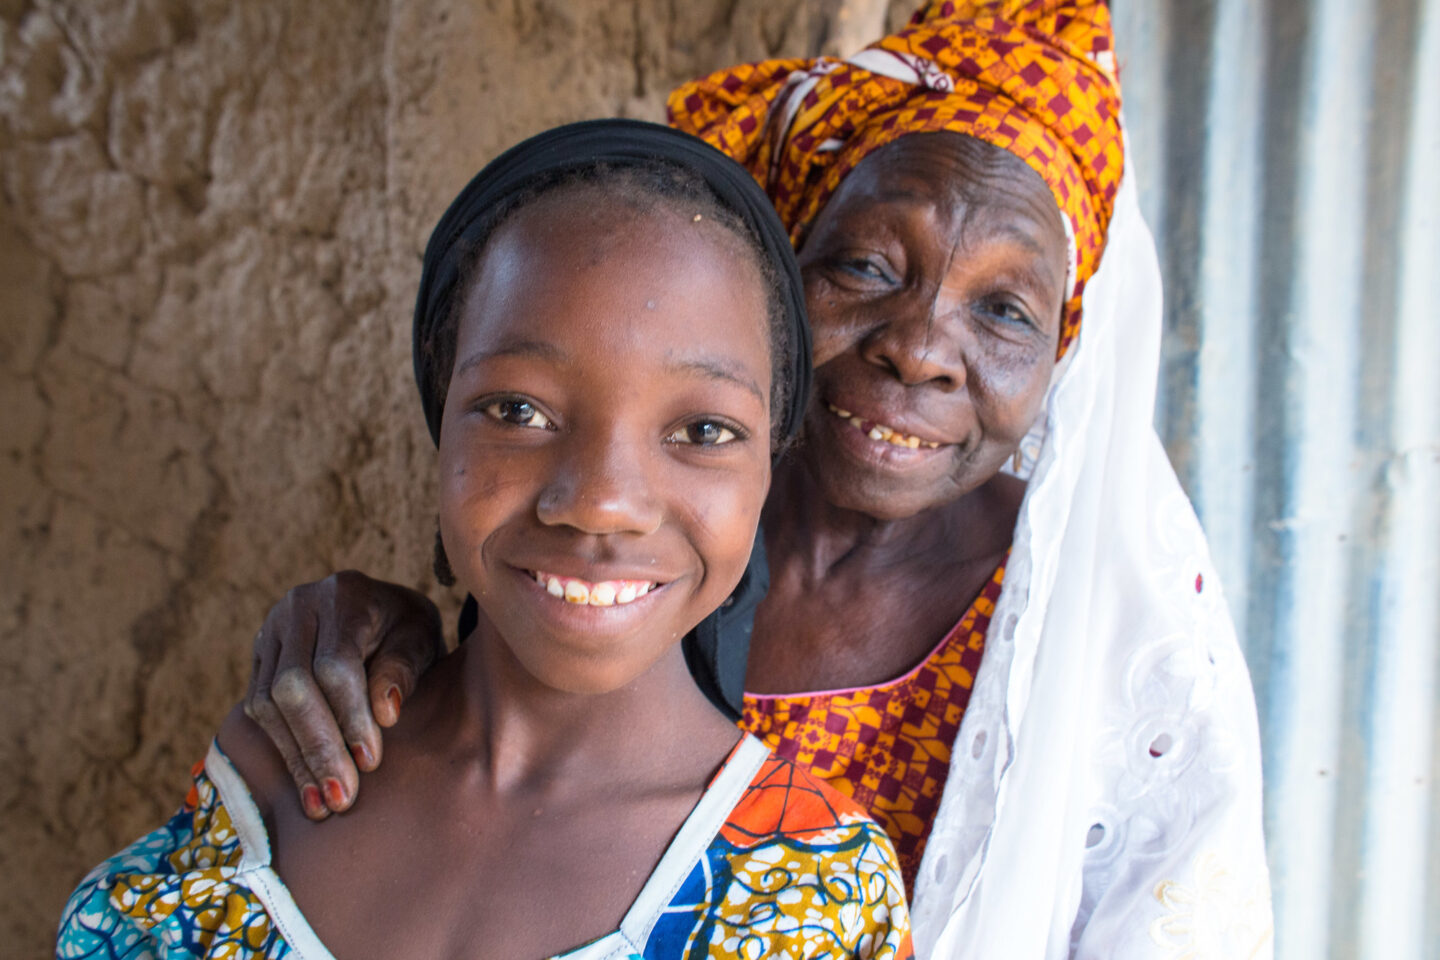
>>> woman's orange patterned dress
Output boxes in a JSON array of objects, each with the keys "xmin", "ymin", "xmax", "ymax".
[{"xmin": 742, "ymin": 557, "xmax": 1005, "ymax": 891}]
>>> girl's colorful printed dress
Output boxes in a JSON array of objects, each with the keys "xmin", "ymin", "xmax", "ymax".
[{"xmin": 59, "ymin": 736, "xmax": 912, "ymax": 960}]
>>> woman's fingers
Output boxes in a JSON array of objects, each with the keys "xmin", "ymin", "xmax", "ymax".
[
  {"xmin": 368, "ymin": 602, "xmax": 445, "ymax": 728},
  {"xmin": 268, "ymin": 599, "xmax": 358, "ymax": 814},
  {"xmin": 258, "ymin": 696, "xmax": 332, "ymax": 821},
  {"xmin": 242, "ymin": 571, "xmax": 445, "ymax": 814},
  {"xmin": 245, "ymin": 623, "xmax": 328, "ymax": 820},
  {"xmin": 312, "ymin": 599, "xmax": 383, "ymax": 773}
]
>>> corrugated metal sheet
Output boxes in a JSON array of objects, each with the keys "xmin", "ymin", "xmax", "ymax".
[{"xmin": 1112, "ymin": 1, "xmax": 1440, "ymax": 957}]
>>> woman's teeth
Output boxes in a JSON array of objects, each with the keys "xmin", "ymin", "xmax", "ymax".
[
  {"xmin": 827, "ymin": 404, "xmax": 941, "ymax": 449},
  {"xmin": 532, "ymin": 570, "xmax": 655, "ymax": 606}
]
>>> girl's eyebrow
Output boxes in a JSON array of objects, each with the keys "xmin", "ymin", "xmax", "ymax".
[
  {"xmin": 456, "ymin": 341, "xmax": 763, "ymax": 402},
  {"xmin": 665, "ymin": 353, "xmax": 765, "ymax": 402},
  {"xmin": 454, "ymin": 339, "xmax": 567, "ymax": 378}
]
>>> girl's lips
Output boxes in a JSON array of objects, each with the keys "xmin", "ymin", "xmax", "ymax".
[
  {"xmin": 506, "ymin": 565, "xmax": 675, "ymax": 646},
  {"xmin": 824, "ymin": 402, "xmax": 945, "ymax": 449},
  {"xmin": 528, "ymin": 569, "xmax": 660, "ymax": 607}
]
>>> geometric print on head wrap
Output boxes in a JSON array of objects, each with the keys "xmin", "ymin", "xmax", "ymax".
[{"xmin": 668, "ymin": 0, "xmax": 1123, "ymax": 358}]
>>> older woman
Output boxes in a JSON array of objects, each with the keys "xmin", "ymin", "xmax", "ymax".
[{"xmin": 242, "ymin": 2, "xmax": 1272, "ymax": 956}]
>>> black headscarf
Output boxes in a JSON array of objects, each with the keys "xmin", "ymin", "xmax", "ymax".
[{"xmin": 418, "ymin": 119, "xmax": 811, "ymax": 719}]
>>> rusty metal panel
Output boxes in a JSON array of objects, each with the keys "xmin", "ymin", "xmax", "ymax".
[{"xmin": 1112, "ymin": 1, "xmax": 1440, "ymax": 957}]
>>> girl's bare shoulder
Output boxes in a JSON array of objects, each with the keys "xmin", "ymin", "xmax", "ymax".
[{"xmin": 216, "ymin": 703, "xmax": 295, "ymax": 822}]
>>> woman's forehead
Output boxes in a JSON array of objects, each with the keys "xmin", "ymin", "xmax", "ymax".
[{"xmin": 835, "ymin": 132, "xmax": 1063, "ymax": 229}]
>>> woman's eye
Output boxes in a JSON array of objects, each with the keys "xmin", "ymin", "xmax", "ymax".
[
  {"xmin": 981, "ymin": 300, "xmax": 1033, "ymax": 327},
  {"xmin": 666, "ymin": 420, "xmax": 739, "ymax": 446},
  {"xmin": 483, "ymin": 398, "xmax": 553, "ymax": 429},
  {"xmin": 839, "ymin": 258, "xmax": 889, "ymax": 280}
]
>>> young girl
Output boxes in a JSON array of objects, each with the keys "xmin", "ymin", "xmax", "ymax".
[{"xmin": 58, "ymin": 120, "xmax": 912, "ymax": 960}]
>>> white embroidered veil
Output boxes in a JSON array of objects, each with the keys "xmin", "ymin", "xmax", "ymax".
[{"xmin": 909, "ymin": 152, "xmax": 1274, "ymax": 959}]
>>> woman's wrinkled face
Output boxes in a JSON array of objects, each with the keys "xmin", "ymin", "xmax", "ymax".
[
  {"xmin": 796, "ymin": 132, "xmax": 1069, "ymax": 520},
  {"xmin": 438, "ymin": 190, "xmax": 774, "ymax": 695}
]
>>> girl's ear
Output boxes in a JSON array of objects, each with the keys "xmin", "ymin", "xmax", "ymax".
[{"xmin": 433, "ymin": 526, "xmax": 456, "ymax": 587}]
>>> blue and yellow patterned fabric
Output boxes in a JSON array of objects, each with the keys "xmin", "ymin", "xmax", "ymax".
[{"xmin": 58, "ymin": 755, "xmax": 290, "ymax": 959}]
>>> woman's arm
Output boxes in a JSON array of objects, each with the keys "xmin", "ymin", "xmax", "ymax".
[{"xmin": 243, "ymin": 570, "xmax": 445, "ymax": 818}]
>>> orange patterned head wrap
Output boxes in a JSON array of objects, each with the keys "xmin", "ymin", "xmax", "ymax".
[{"xmin": 668, "ymin": 0, "xmax": 1123, "ymax": 357}]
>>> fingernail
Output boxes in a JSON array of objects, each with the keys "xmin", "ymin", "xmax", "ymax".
[
  {"xmin": 301, "ymin": 784, "xmax": 326, "ymax": 819},
  {"xmin": 350, "ymin": 741, "xmax": 374, "ymax": 769},
  {"xmin": 323, "ymin": 777, "xmax": 347, "ymax": 810},
  {"xmin": 385, "ymin": 685, "xmax": 402, "ymax": 718}
]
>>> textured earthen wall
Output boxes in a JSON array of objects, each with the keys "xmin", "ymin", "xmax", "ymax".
[{"xmin": 0, "ymin": 0, "xmax": 870, "ymax": 953}]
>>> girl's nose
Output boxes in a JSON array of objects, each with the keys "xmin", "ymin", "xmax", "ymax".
[
  {"xmin": 860, "ymin": 295, "xmax": 967, "ymax": 390},
  {"xmin": 535, "ymin": 429, "xmax": 664, "ymax": 536}
]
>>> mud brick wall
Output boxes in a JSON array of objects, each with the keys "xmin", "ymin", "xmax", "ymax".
[{"xmin": 0, "ymin": 0, "xmax": 880, "ymax": 952}]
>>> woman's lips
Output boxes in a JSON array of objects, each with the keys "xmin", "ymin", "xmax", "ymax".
[
  {"xmin": 825, "ymin": 402, "xmax": 944, "ymax": 449},
  {"xmin": 529, "ymin": 569, "xmax": 658, "ymax": 607}
]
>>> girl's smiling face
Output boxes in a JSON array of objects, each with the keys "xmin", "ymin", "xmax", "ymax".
[{"xmin": 437, "ymin": 188, "xmax": 774, "ymax": 695}]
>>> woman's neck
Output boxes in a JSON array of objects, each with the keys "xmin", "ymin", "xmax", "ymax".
[
  {"xmin": 746, "ymin": 457, "xmax": 1022, "ymax": 693},
  {"xmin": 762, "ymin": 456, "xmax": 1021, "ymax": 587}
]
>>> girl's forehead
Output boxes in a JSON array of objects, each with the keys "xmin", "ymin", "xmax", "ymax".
[
  {"xmin": 490, "ymin": 189, "xmax": 756, "ymax": 279},
  {"xmin": 458, "ymin": 200, "xmax": 771, "ymax": 360}
]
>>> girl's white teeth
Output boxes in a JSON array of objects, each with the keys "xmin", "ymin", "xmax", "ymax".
[
  {"xmin": 829, "ymin": 404, "xmax": 940, "ymax": 449},
  {"xmin": 535, "ymin": 571, "xmax": 656, "ymax": 606}
]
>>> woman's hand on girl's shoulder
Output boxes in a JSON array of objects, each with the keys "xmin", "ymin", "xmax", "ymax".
[{"xmin": 242, "ymin": 570, "xmax": 445, "ymax": 819}]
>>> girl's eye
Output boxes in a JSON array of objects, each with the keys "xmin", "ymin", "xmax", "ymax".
[
  {"xmin": 483, "ymin": 398, "xmax": 553, "ymax": 430},
  {"xmin": 666, "ymin": 420, "xmax": 739, "ymax": 446}
]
